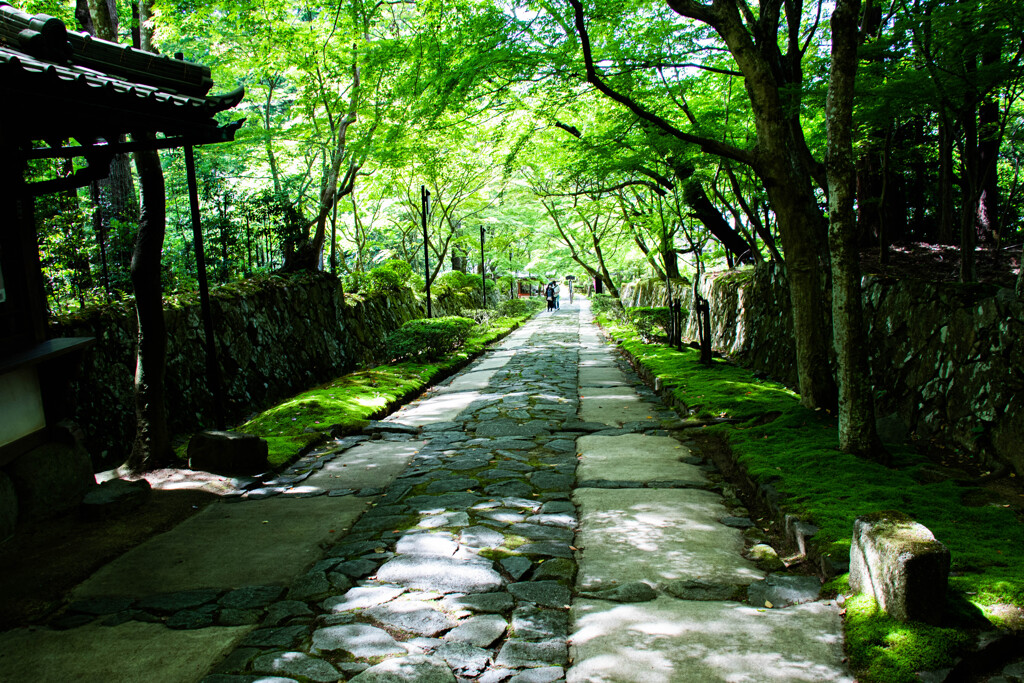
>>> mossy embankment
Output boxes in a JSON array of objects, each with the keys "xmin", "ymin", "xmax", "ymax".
[
  {"xmin": 184, "ymin": 302, "xmax": 543, "ymax": 467},
  {"xmin": 593, "ymin": 309, "xmax": 1024, "ymax": 683}
]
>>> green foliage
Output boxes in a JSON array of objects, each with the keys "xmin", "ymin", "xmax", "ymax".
[
  {"xmin": 342, "ymin": 271, "xmax": 371, "ymax": 294},
  {"xmin": 844, "ymin": 595, "xmax": 972, "ymax": 683},
  {"xmin": 434, "ymin": 270, "xmax": 479, "ymax": 292},
  {"xmin": 461, "ymin": 308, "xmax": 493, "ymax": 324},
  {"xmin": 497, "ymin": 298, "xmax": 540, "ymax": 318},
  {"xmin": 385, "ymin": 316, "xmax": 478, "ymax": 361},
  {"xmin": 590, "ymin": 293, "xmax": 625, "ymax": 321},
  {"xmin": 367, "ymin": 260, "xmax": 414, "ymax": 294},
  {"xmin": 626, "ymin": 306, "xmax": 676, "ymax": 341}
]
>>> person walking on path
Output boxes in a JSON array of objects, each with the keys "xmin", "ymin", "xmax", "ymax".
[{"xmin": 546, "ymin": 281, "xmax": 557, "ymax": 311}]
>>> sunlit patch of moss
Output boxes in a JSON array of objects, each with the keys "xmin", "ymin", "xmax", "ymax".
[
  {"xmin": 479, "ymin": 547, "xmax": 518, "ymax": 562},
  {"xmin": 844, "ymin": 594, "xmax": 972, "ymax": 683}
]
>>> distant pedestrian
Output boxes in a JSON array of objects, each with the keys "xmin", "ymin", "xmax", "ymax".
[
  {"xmin": 545, "ymin": 281, "xmax": 556, "ymax": 311},
  {"xmin": 554, "ymin": 284, "xmax": 560, "ymax": 310}
]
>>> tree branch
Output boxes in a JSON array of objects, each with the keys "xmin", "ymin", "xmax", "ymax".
[{"xmin": 568, "ymin": 0, "xmax": 756, "ymax": 168}]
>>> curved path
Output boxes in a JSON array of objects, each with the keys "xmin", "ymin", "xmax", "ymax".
[{"xmin": 0, "ymin": 299, "xmax": 850, "ymax": 683}]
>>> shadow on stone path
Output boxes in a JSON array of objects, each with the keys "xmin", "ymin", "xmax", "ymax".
[{"xmin": 0, "ymin": 300, "xmax": 852, "ymax": 683}]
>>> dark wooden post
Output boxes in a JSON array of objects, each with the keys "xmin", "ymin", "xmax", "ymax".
[
  {"xmin": 422, "ymin": 186, "xmax": 431, "ymax": 318},
  {"xmin": 185, "ymin": 145, "xmax": 226, "ymax": 429},
  {"xmin": 480, "ymin": 224, "xmax": 486, "ymax": 308}
]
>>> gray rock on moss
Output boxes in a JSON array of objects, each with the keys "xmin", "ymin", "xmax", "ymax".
[{"xmin": 747, "ymin": 574, "xmax": 822, "ymax": 608}]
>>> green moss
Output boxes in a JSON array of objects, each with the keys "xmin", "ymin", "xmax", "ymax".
[
  {"xmin": 844, "ymin": 594, "xmax": 972, "ymax": 683},
  {"xmin": 478, "ymin": 547, "xmax": 518, "ymax": 562},
  {"xmin": 598, "ymin": 317, "xmax": 1024, "ymax": 681},
  {"xmin": 219, "ymin": 300, "xmax": 538, "ymax": 467}
]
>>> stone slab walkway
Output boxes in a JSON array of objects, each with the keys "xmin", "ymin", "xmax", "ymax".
[{"xmin": 0, "ymin": 298, "xmax": 852, "ymax": 683}]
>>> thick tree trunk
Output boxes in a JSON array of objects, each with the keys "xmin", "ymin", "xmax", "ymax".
[
  {"xmin": 674, "ymin": 0, "xmax": 838, "ymax": 410},
  {"xmin": 764, "ymin": 181, "xmax": 837, "ymax": 411},
  {"xmin": 826, "ymin": 0, "xmax": 886, "ymax": 461}
]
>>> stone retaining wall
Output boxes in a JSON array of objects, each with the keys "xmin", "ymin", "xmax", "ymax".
[
  {"xmin": 619, "ymin": 264, "xmax": 1024, "ymax": 476},
  {"xmin": 50, "ymin": 274, "xmax": 492, "ymax": 469}
]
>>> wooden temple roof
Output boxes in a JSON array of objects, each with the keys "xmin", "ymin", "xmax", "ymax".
[{"xmin": 0, "ymin": 1, "xmax": 243, "ymax": 147}]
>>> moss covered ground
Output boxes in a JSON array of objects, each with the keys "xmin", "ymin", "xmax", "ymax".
[
  {"xmin": 596, "ymin": 314, "xmax": 1024, "ymax": 683},
  {"xmin": 222, "ymin": 305, "xmax": 541, "ymax": 466}
]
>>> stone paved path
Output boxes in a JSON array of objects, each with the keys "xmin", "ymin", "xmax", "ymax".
[{"xmin": 0, "ymin": 299, "xmax": 852, "ymax": 682}]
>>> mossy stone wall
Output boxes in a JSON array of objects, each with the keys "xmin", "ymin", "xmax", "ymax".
[
  {"xmin": 620, "ymin": 264, "xmax": 1024, "ymax": 476},
  {"xmin": 50, "ymin": 273, "xmax": 486, "ymax": 470}
]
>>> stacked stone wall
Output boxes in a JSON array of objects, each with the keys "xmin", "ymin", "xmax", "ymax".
[
  {"xmin": 50, "ymin": 273, "xmax": 493, "ymax": 469},
  {"xmin": 619, "ymin": 264, "xmax": 1024, "ymax": 476}
]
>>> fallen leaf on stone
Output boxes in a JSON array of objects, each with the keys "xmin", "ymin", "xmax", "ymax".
[
  {"xmin": 765, "ymin": 601, "xmax": 773, "ymax": 608},
  {"xmin": 262, "ymin": 521, "xmax": 269, "ymax": 524}
]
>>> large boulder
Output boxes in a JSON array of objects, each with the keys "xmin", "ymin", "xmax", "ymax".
[
  {"xmin": 6, "ymin": 441, "xmax": 95, "ymax": 520},
  {"xmin": 188, "ymin": 430, "xmax": 269, "ymax": 475},
  {"xmin": 849, "ymin": 511, "xmax": 950, "ymax": 624},
  {"xmin": 0, "ymin": 471, "xmax": 17, "ymax": 540}
]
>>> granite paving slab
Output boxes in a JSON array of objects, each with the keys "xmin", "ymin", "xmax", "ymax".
[
  {"xmin": 573, "ymin": 487, "xmax": 764, "ymax": 590},
  {"xmin": 576, "ymin": 433, "xmax": 707, "ymax": 484},
  {"xmin": 568, "ymin": 597, "xmax": 852, "ymax": 683},
  {"xmin": 0, "ymin": 622, "xmax": 249, "ymax": 683},
  {"xmin": 578, "ymin": 387, "xmax": 664, "ymax": 427},
  {"xmin": 73, "ymin": 496, "xmax": 367, "ymax": 598}
]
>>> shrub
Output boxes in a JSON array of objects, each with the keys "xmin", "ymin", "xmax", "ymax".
[
  {"xmin": 367, "ymin": 260, "xmax": 412, "ymax": 294},
  {"xmin": 342, "ymin": 271, "xmax": 370, "ymax": 294},
  {"xmin": 591, "ymin": 293, "xmax": 624, "ymax": 321},
  {"xmin": 496, "ymin": 275, "xmax": 514, "ymax": 297},
  {"xmin": 497, "ymin": 298, "xmax": 535, "ymax": 318},
  {"xmin": 434, "ymin": 270, "xmax": 476, "ymax": 292},
  {"xmin": 385, "ymin": 316, "xmax": 477, "ymax": 361},
  {"xmin": 627, "ymin": 306, "xmax": 677, "ymax": 340},
  {"xmin": 461, "ymin": 308, "xmax": 493, "ymax": 324}
]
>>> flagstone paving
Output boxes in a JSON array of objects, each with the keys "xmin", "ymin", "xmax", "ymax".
[{"xmin": 0, "ymin": 299, "xmax": 854, "ymax": 682}]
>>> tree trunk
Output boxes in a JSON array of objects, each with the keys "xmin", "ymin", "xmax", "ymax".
[
  {"xmin": 127, "ymin": 143, "xmax": 172, "ymax": 472},
  {"xmin": 826, "ymin": 0, "xmax": 886, "ymax": 461},
  {"xmin": 977, "ymin": 46, "xmax": 1001, "ymax": 245},
  {"xmin": 960, "ymin": 97, "xmax": 979, "ymax": 283},
  {"xmin": 682, "ymin": 180, "xmax": 756, "ymax": 264},
  {"xmin": 938, "ymin": 118, "xmax": 956, "ymax": 244},
  {"xmin": 906, "ymin": 117, "xmax": 927, "ymax": 238},
  {"xmin": 670, "ymin": 0, "xmax": 838, "ymax": 410},
  {"xmin": 110, "ymin": 0, "xmax": 172, "ymax": 472}
]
